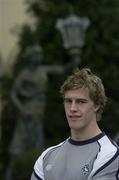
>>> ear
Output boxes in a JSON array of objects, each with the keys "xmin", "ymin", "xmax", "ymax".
[{"xmin": 93, "ymin": 104, "xmax": 100, "ymax": 112}]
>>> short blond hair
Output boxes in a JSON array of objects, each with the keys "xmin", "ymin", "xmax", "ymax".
[{"xmin": 60, "ymin": 68, "xmax": 107, "ymax": 121}]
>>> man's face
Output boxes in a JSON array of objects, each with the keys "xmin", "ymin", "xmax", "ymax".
[{"xmin": 63, "ymin": 88, "xmax": 99, "ymax": 133}]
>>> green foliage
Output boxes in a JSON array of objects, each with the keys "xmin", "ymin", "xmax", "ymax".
[
  {"xmin": 18, "ymin": 24, "xmax": 36, "ymax": 51},
  {"xmin": 44, "ymin": 73, "xmax": 70, "ymax": 145},
  {"xmin": 11, "ymin": 148, "xmax": 43, "ymax": 180}
]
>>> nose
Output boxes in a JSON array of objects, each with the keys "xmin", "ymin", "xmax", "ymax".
[{"xmin": 70, "ymin": 101, "xmax": 77, "ymax": 112}]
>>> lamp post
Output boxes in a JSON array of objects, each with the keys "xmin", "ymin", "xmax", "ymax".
[{"xmin": 56, "ymin": 9, "xmax": 90, "ymax": 69}]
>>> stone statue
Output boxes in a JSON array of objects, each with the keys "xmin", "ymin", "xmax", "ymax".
[
  {"xmin": 10, "ymin": 43, "xmax": 63, "ymax": 155},
  {"xmin": 5, "ymin": 43, "xmax": 63, "ymax": 180}
]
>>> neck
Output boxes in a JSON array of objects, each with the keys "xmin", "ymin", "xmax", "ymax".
[{"xmin": 71, "ymin": 123, "xmax": 102, "ymax": 141}]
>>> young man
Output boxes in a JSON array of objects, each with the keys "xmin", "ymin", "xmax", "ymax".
[{"xmin": 31, "ymin": 68, "xmax": 119, "ymax": 180}]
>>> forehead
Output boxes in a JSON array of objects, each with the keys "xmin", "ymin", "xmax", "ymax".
[{"xmin": 64, "ymin": 88, "xmax": 90, "ymax": 99}]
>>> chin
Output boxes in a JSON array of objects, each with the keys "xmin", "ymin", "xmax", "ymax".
[
  {"xmin": 69, "ymin": 124, "xmax": 81, "ymax": 130},
  {"xmin": 69, "ymin": 123, "xmax": 85, "ymax": 131}
]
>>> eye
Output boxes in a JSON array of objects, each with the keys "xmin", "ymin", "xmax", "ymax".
[
  {"xmin": 63, "ymin": 98, "xmax": 72, "ymax": 104},
  {"xmin": 76, "ymin": 99, "xmax": 87, "ymax": 104}
]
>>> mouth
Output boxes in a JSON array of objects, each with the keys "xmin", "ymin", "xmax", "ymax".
[{"xmin": 68, "ymin": 115, "xmax": 81, "ymax": 121}]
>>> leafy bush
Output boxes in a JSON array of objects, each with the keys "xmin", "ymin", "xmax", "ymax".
[{"xmin": 11, "ymin": 148, "xmax": 43, "ymax": 180}]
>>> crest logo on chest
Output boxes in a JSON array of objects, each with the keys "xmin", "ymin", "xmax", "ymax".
[{"xmin": 81, "ymin": 164, "xmax": 90, "ymax": 175}]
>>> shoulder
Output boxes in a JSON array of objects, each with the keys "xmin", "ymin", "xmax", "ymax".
[
  {"xmin": 97, "ymin": 134, "xmax": 119, "ymax": 161},
  {"xmin": 33, "ymin": 140, "xmax": 67, "ymax": 179},
  {"xmin": 90, "ymin": 134, "xmax": 119, "ymax": 178},
  {"xmin": 39, "ymin": 140, "xmax": 66, "ymax": 160},
  {"xmin": 98, "ymin": 134, "xmax": 119, "ymax": 153}
]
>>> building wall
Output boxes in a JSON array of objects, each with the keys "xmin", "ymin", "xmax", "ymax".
[{"xmin": 0, "ymin": 0, "xmax": 30, "ymax": 69}]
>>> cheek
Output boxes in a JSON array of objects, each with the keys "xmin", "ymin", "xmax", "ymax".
[
  {"xmin": 64, "ymin": 106, "xmax": 68, "ymax": 114},
  {"xmin": 87, "ymin": 107, "xmax": 96, "ymax": 118},
  {"xmin": 82, "ymin": 106, "xmax": 94, "ymax": 115},
  {"xmin": 64, "ymin": 104, "xmax": 69, "ymax": 112},
  {"xmin": 64, "ymin": 106, "xmax": 70, "ymax": 119}
]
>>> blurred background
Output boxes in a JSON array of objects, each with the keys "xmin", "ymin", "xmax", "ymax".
[{"xmin": 1, "ymin": 0, "xmax": 119, "ymax": 179}]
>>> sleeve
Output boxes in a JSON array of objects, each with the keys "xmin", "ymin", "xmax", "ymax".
[
  {"xmin": 31, "ymin": 142, "xmax": 64, "ymax": 180},
  {"xmin": 31, "ymin": 146, "xmax": 54, "ymax": 180},
  {"xmin": 32, "ymin": 152, "xmax": 45, "ymax": 180}
]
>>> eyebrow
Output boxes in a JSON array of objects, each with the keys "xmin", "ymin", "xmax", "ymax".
[{"xmin": 64, "ymin": 98, "xmax": 88, "ymax": 102}]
